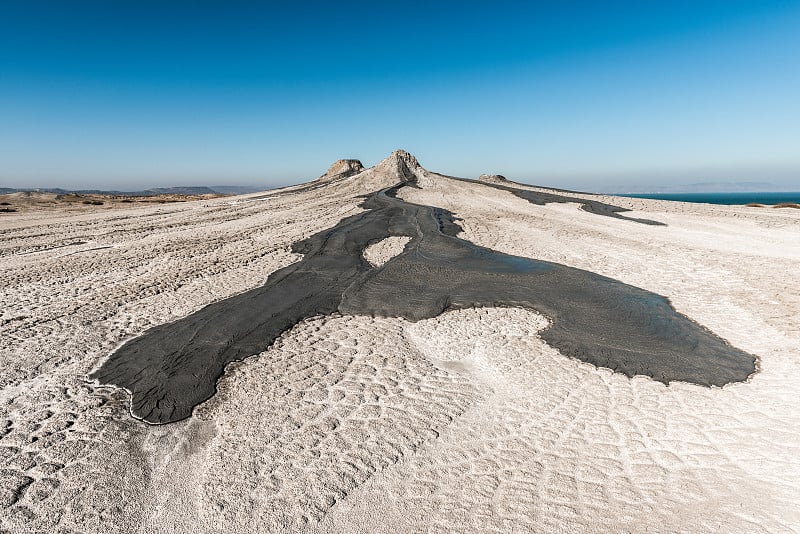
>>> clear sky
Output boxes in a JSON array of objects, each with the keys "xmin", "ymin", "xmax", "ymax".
[{"xmin": 1, "ymin": 0, "xmax": 799, "ymax": 192}]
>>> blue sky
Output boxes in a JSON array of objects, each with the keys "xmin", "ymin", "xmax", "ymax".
[{"xmin": 1, "ymin": 0, "xmax": 798, "ymax": 191}]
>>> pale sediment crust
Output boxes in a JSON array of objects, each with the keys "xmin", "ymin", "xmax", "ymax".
[
  {"xmin": 91, "ymin": 165, "xmax": 753, "ymax": 424},
  {"xmin": 2, "ymin": 150, "xmax": 798, "ymax": 532}
]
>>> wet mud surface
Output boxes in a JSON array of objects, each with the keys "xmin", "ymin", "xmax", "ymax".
[{"xmin": 91, "ymin": 183, "xmax": 755, "ymax": 424}]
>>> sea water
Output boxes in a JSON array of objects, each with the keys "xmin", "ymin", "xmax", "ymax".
[{"xmin": 617, "ymin": 192, "xmax": 800, "ymax": 205}]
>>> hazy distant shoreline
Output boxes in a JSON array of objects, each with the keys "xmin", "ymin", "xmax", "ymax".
[{"xmin": 618, "ymin": 191, "xmax": 800, "ymax": 205}]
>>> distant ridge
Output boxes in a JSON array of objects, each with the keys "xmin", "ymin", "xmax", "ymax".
[
  {"xmin": 477, "ymin": 174, "xmax": 510, "ymax": 184},
  {"xmin": 0, "ymin": 185, "xmax": 265, "ymax": 196}
]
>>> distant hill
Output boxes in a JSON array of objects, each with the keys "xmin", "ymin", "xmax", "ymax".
[
  {"xmin": 142, "ymin": 186, "xmax": 219, "ymax": 196},
  {"xmin": 0, "ymin": 185, "xmax": 266, "ymax": 196},
  {"xmin": 208, "ymin": 185, "xmax": 266, "ymax": 194}
]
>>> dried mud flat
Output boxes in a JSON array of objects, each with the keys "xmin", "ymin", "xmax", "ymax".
[
  {"xmin": 0, "ymin": 191, "xmax": 227, "ymax": 215},
  {"xmin": 1, "ymin": 152, "xmax": 799, "ymax": 533}
]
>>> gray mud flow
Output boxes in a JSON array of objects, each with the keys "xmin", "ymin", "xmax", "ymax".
[
  {"xmin": 469, "ymin": 178, "xmax": 666, "ymax": 226},
  {"xmin": 91, "ymin": 183, "xmax": 755, "ymax": 424}
]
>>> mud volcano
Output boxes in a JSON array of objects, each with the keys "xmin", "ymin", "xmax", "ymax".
[{"xmin": 91, "ymin": 153, "xmax": 756, "ymax": 424}]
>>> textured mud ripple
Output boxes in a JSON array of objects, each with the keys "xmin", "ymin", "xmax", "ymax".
[{"xmin": 91, "ymin": 178, "xmax": 755, "ymax": 424}]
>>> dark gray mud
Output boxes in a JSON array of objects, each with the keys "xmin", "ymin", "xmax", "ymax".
[
  {"xmin": 470, "ymin": 178, "xmax": 666, "ymax": 225},
  {"xmin": 91, "ymin": 182, "xmax": 755, "ymax": 424}
]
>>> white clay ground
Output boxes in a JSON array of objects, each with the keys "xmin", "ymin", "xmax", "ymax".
[{"xmin": 1, "ymin": 154, "xmax": 799, "ymax": 533}]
